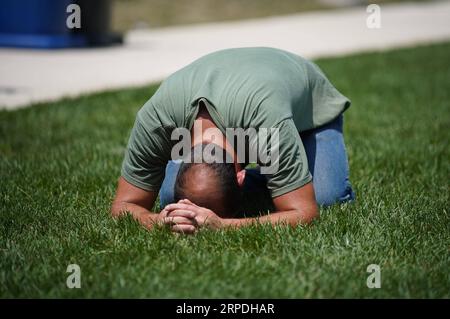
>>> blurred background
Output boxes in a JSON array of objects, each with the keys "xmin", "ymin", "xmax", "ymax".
[
  {"xmin": 111, "ymin": 0, "xmax": 426, "ymax": 30},
  {"xmin": 0, "ymin": 0, "xmax": 447, "ymax": 110}
]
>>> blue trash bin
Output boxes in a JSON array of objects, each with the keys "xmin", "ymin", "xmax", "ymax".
[{"xmin": 0, "ymin": 0, "xmax": 86, "ymax": 48}]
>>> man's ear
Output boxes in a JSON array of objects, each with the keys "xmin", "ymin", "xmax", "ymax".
[{"xmin": 236, "ymin": 169, "xmax": 246, "ymax": 187}]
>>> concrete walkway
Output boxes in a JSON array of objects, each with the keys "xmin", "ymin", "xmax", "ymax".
[{"xmin": 1, "ymin": 1, "xmax": 449, "ymax": 110}]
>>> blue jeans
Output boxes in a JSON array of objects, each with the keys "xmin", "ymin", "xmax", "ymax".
[{"xmin": 159, "ymin": 115, "xmax": 355, "ymax": 211}]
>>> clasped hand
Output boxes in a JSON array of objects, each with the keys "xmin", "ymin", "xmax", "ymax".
[{"xmin": 159, "ymin": 199, "xmax": 225, "ymax": 234}]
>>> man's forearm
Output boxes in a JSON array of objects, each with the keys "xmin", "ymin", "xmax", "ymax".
[
  {"xmin": 224, "ymin": 209, "xmax": 318, "ymax": 228},
  {"xmin": 111, "ymin": 201, "xmax": 160, "ymax": 229}
]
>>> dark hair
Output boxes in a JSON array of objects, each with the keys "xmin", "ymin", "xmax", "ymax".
[{"xmin": 174, "ymin": 143, "xmax": 241, "ymax": 217}]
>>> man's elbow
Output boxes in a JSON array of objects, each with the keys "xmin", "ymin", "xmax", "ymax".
[{"xmin": 297, "ymin": 204, "xmax": 319, "ymax": 225}]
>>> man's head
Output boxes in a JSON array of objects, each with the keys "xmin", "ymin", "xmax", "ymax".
[{"xmin": 174, "ymin": 143, "xmax": 245, "ymax": 217}]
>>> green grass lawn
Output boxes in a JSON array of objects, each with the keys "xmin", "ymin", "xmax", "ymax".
[{"xmin": 1, "ymin": 42, "xmax": 449, "ymax": 298}]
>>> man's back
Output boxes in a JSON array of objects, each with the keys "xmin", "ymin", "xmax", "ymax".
[{"xmin": 144, "ymin": 47, "xmax": 350, "ymax": 133}]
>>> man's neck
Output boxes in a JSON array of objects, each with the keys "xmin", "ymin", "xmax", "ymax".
[{"xmin": 191, "ymin": 107, "xmax": 241, "ymax": 171}]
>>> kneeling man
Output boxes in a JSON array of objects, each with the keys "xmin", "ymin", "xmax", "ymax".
[{"xmin": 111, "ymin": 47, "xmax": 355, "ymax": 233}]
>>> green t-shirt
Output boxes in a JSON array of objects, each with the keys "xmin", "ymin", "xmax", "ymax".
[{"xmin": 122, "ymin": 47, "xmax": 350, "ymax": 198}]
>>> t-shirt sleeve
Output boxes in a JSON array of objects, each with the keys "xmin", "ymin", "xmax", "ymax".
[
  {"xmin": 306, "ymin": 60, "xmax": 351, "ymax": 127},
  {"xmin": 121, "ymin": 111, "xmax": 171, "ymax": 192},
  {"xmin": 262, "ymin": 118, "xmax": 312, "ymax": 198}
]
